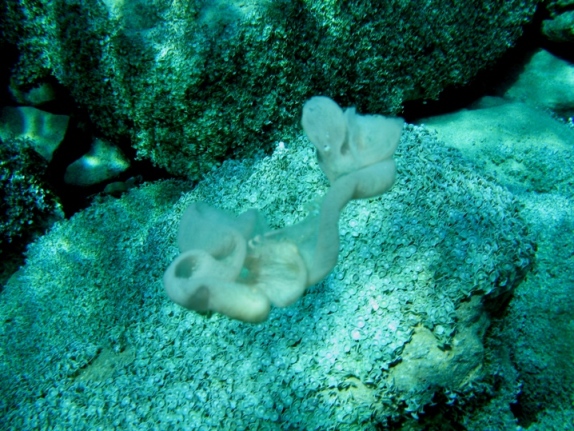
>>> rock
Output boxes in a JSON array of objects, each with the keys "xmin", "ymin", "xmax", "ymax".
[
  {"xmin": 542, "ymin": 10, "xmax": 574, "ymax": 43},
  {"xmin": 391, "ymin": 297, "xmax": 488, "ymax": 398},
  {"xmin": 64, "ymin": 138, "xmax": 130, "ymax": 186},
  {"xmin": 8, "ymin": 80, "xmax": 57, "ymax": 106},
  {"xmin": 504, "ymin": 49, "xmax": 574, "ymax": 117},
  {"xmin": 4, "ymin": 0, "xmax": 538, "ymax": 177},
  {"xmin": 0, "ymin": 127, "xmax": 534, "ymax": 429},
  {"xmin": 0, "ymin": 106, "xmax": 69, "ymax": 161},
  {"xmin": 418, "ymin": 97, "xmax": 574, "ymax": 194}
]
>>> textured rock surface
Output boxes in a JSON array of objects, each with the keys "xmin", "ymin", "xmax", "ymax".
[
  {"xmin": 504, "ymin": 49, "xmax": 574, "ymax": 118},
  {"xmin": 501, "ymin": 192, "xmax": 574, "ymax": 430},
  {"xmin": 4, "ymin": 0, "xmax": 538, "ymax": 177},
  {"xmin": 0, "ymin": 126, "xmax": 533, "ymax": 429},
  {"xmin": 64, "ymin": 137, "xmax": 130, "ymax": 186},
  {"xmin": 543, "ymin": 10, "xmax": 574, "ymax": 43},
  {"xmin": 0, "ymin": 106, "xmax": 69, "ymax": 162},
  {"xmin": 542, "ymin": 0, "xmax": 574, "ymax": 44},
  {"xmin": 0, "ymin": 136, "xmax": 64, "ymax": 260},
  {"xmin": 417, "ymin": 92, "xmax": 574, "ymax": 429},
  {"xmin": 418, "ymin": 96, "xmax": 574, "ymax": 194}
]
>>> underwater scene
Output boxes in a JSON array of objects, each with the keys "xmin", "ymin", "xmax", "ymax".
[{"xmin": 0, "ymin": 1, "xmax": 573, "ymax": 430}]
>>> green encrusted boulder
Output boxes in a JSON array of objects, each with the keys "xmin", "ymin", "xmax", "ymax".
[
  {"xmin": 5, "ymin": 0, "xmax": 539, "ymax": 178},
  {"xmin": 0, "ymin": 125, "xmax": 534, "ymax": 429}
]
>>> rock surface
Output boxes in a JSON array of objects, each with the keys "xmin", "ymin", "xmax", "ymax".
[
  {"xmin": 64, "ymin": 137, "xmax": 130, "ymax": 186},
  {"xmin": 4, "ymin": 0, "xmax": 538, "ymax": 177},
  {"xmin": 504, "ymin": 49, "xmax": 574, "ymax": 118},
  {"xmin": 418, "ymin": 91, "xmax": 574, "ymax": 429},
  {"xmin": 0, "ymin": 126, "xmax": 533, "ymax": 429},
  {"xmin": 0, "ymin": 106, "xmax": 69, "ymax": 161},
  {"xmin": 418, "ymin": 96, "xmax": 574, "ymax": 194}
]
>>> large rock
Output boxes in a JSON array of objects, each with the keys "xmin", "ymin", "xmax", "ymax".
[
  {"xmin": 418, "ymin": 91, "xmax": 574, "ymax": 428},
  {"xmin": 0, "ymin": 136, "xmax": 63, "ymax": 260},
  {"xmin": 0, "ymin": 106, "xmax": 69, "ymax": 161},
  {"xmin": 0, "ymin": 125, "xmax": 534, "ymax": 429},
  {"xmin": 4, "ymin": 0, "xmax": 538, "ymax": 177},
  {"xmin": 418, "ymin": 96, "xmax": 574, "ymax": 194},
  {"xmin": 504, "ymin": 49, "xmax": 574, "ymax": 118}
]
